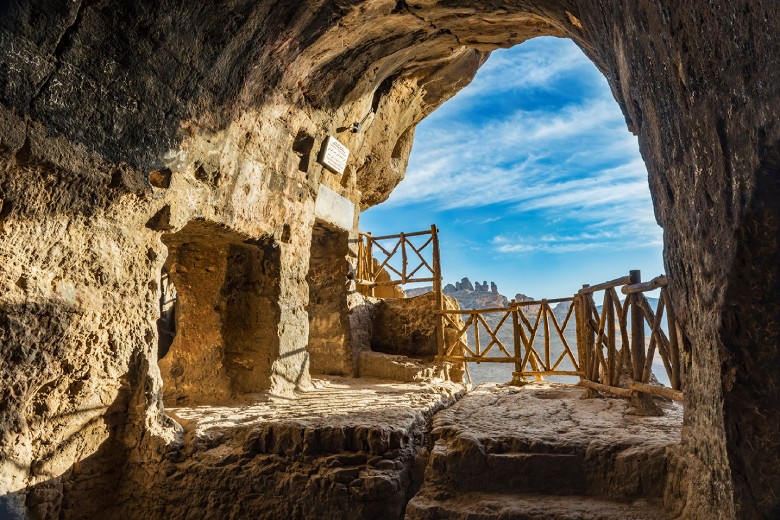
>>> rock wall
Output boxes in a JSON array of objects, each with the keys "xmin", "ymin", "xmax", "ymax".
[
  {"xmin": 158, "ymin": 220, "xmax": 282, "ymax": 404},
  {"xmin": 0, "ymin": 1, "xmax": 778, "ymax": 519},
  {"xmin": 370, "ymin": 293, "xmax": 463, "ymax": 361},
  {"xmin": 307, "ymin": 221, "xmax": 352, "ymax": 376}
]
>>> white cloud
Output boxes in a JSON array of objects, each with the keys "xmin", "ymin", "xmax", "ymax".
[
  {"xmin": 379, "ymin": 37, "xmax": 662, "ymax": 256},
  {"xmin": 446, "ymin": 37, "xmax": 595, "ymax": 101}
]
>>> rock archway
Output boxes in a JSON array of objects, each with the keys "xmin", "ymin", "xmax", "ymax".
[{"xmin": 0, "ymin": 1, "xmax": 777, "ymax": 518}]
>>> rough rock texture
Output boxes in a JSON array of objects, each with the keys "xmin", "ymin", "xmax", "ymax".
[
  {"xmin": 370, "ymin": 292, "xmax": 462, "ymax": 359},
  {"xmin": 347, "ymin": 291, "xmax": 379, "ymax": 363},
  {"xmin": 407, "ymin": 383, "xmax": 682, "ymax": 519},
  {"xmin": 307, "ymin": 222, "xmax": 352, "ymax": 376},
  {"xmin": 158, "ymin": 220, "xmax": 282, "ymax": 404},
  {"xmin": 0, "ymin": 1, "xmax": 778, "ymax": 519},
  {"xmin": 407, "ymin": 493, "xmax": 669, "ymax": 520},
  {"xmin": 127, "ymin": 377, "xmax": 464, "ymax": 520},
  {"xmin": 358, "ymin": 350, "xmax": 461, "ymax": 383}
]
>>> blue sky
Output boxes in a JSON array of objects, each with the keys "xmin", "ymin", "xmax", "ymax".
[{"xmin": 360, "ymin": 37, "xmax": 664, "ymax": 299}]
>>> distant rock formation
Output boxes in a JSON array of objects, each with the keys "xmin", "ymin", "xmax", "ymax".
[
  {"xmin": 450, "ymin": 277, "xmax": 504, "ymax": 294},
  {"xmin": 454, "ymin": 277, "xmax": 474, "ymax": 292},
  {"xmin": 442, "ymin": 278, "xmax": 507, "ymax": 310},
  {"xmin": 407, "ymin": 279, "xmax": 545, "ymax": 315}
]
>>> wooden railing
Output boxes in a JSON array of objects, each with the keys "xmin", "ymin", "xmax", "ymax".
[
  {"xmin": 354, "ymin": 228, "xmax": 685, "ymax": 406},
  {"xmin": 439, "ymin": 306, "xmax": 516, "ymax": 363},
  {"xmin": 356, "ymin": 225, "xmax": 446, "ymax": 354},
  {"xmin": 437, "ymin": 270, "xmax": 685, "ymax": 405},
  {"xmin": 437, "ymin": 297, "xmax": 581, "ymax": 382},
  {"xmin": 355, "ymin": 225, "xmax": 441, "ymax": 293},
  {"xmin": 577, "ymin": 271, "xmax": 684, "ymax": 402}
]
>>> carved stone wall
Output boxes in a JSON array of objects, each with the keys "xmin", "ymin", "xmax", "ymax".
[
  {"xmin": 307, "ymin": 221, "xmax": 352, "ymax": 376},
  {"xmin": 0, "ymin": 1, "xmax": 777, "ymax": 518},
  {"xmin": 157, "ymin": 220, "xmax": 282, "ymax": 404}
]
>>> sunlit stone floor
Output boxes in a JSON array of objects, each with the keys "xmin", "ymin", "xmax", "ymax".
[{"xmin": 166, "ymin": 376, "xmax": 466, "ymax": 440}]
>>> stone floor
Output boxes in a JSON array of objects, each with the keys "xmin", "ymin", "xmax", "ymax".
[
  {"xmin": 429, "ymin": 381, "xmax": 683, "ymax": 451},
  {"xmin": 167, "ymin": 376, "xmax": 466, "ymax": 446},
  {"xmin": 152, "ymin": 379, "xmax": 683, "ymax": 519},
  {"xmin": 128, "ymin": 377, "xmax": 466, "ymax": 520},
  {"xmin": 407, "ymin": 382, "xmax": 683, "ymax": 520}
]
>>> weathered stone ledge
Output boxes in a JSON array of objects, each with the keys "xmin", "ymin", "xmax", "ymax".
[
  {"xmin": 408, "ymin": 383, "xmax": 682, "ymax": 519},
  {"xmin": 115, "ymin": 377, "xmax": 466, "ymax": 520}
]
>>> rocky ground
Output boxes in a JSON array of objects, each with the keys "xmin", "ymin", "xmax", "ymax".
[
  {"xmin": 126, "ymin": 379, "xmax": 682, "ymax": 520},
  {"xmin": 408, "ymin": 382, "xmax": 682, "ymax": 519},
  {"xmin": 120, "ymin": 377, "xmax": 465, "ymax": 520}
]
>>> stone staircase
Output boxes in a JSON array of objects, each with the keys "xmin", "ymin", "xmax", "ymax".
[{"xmin": 405, "ymin": 383, "xmax": 680, "ymax": 519}]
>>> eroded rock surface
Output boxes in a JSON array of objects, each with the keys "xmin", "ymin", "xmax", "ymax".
[
  {"xmin": 0, "ymin": 1, "xmax": 778, "ymax": 519},
  {"xmin": 120, "ymin": 377, "xmax": 465, "ymax": 520},
  {"xmin": 407, "ymin": 383, "xmax": 682, "ymax": 519},
  {"xmin": 371, "ymin": 292, "xmax": 462, "ymax": 359}
]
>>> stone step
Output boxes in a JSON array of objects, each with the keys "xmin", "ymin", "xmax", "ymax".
[
  {"xmin": 405, "ymin": 490, "xmax": 670, "ymax": 520},
  {"xmin": 426, "ymin": 438, "xmax": 667, "ymax": 499},
  {"xmin": 485, "ymin": 452, "xmax": 586, "ymax": 494}
]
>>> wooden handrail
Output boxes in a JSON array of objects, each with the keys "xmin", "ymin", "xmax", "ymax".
[
  {"xmin": 436, "ymin": 306, "xmax": 521, "ymax": 314},
  {"xmin": 578, "ymin": 379, "xmax": 634, "ymax": 397},
  {"xmin": 511, "ymin": 296, "xmax": 574, "ymax": 306},
  {"xmin": 364, "ymin": 229, "xmax": 433, "ymax": 241},
  {"xmin": 629, "ymin": 382, "xmax": 683, "ymax": 402},
  {"xmin": 622, "ymin": 274, "xmax": 668, "ymax": 294},
  {"xmin": 578, "ymin": 275, "xmax": 633, "ymax": 294},
  {"xmin": 360, "ymin": 241, "xmax": 688, "ymax": 404}
]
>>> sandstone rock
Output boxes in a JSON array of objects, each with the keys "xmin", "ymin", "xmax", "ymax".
[
  {"xmin": 358, "ymin": 257, "xmax": 406, "ymax": 299},
  {"xmin": 0, "ymin": 1, "xmax": 778, "ymax": 518},
  {"xmin": 408, "ymin": 383, "xmax": 681, "ymax": 519},
  {"xmin": 358, "ymin": 350, "xmax": 461, "ymax": 383},
  {"xmin": 307, "ymin": 222, "xmax": 353, "ymax": 377},
  {"xmin": 405, "ymin": 286, "xmax": 433, "ymax": 298},
  {"xmin": 370, "ymin": 292, "xmax": 462, "ymax": 360},
  {"xmin": 128, "ymin": 377, "xmax": 465, "ymax": 520}
]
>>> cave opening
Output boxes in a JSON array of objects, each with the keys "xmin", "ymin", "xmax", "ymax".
[
  {"xmin": 157, "ymin": 220, "xmax": 282, "ymax": 405},
  {"xmin": 361, "ymin": 36, "xmax": 665, "ymax": 386},
  {"xmin": 306, "ymin": 219, "xmax": 353, "ymax": 376}
]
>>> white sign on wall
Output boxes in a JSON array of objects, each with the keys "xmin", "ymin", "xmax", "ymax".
[{"xmin": 318, "ymin": 135, "xmax": 350, "ymax": 174}]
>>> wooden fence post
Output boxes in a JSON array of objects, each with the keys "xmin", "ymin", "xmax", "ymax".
[
  {"xmin": 664, "ymin": 287, "xmax": 682, "ymax": 391},
  {"xmin": 367, "ymin": 233, "xmax": 375, "ymax": 297},
  {"xmin": 574, "ymin": 294, "xmax": 584, "ymax": 382},
  {"xmin": 607, "ymin": 292, "xmax": 617, "ymax": 386},
  {"xmin": 400, "ymin": 231, "xmax": 407, "ymax": 284},
  {"xmin": 628, "ymin": 270, "xmax": 661, "ymax": 415},
  {"xmin": 431, "ymin": 225, "xmax": 444, "ymax": 358},
  {"xmin": 511, "ymin": 301, "xmax": 526, "ymax": 385},
  {"xmin": 541, "ymin": 301, "xmax": 549, "ymax": 374},
  {"xmin": 629, "ymin": 270, "xmax": 645, "ymax": 382},
  {"xmin": 580, "ymin": 284, "xmax": 599, "ymax": 397}
]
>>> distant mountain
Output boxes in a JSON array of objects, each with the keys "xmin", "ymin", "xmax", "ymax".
[
  {"xmin": 405, "ymin": 277, "xmax": 511, "ymax": 309},
  {"xmin": 404, "ymin": 286, "xmax": 433, "ymax": 298}
]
